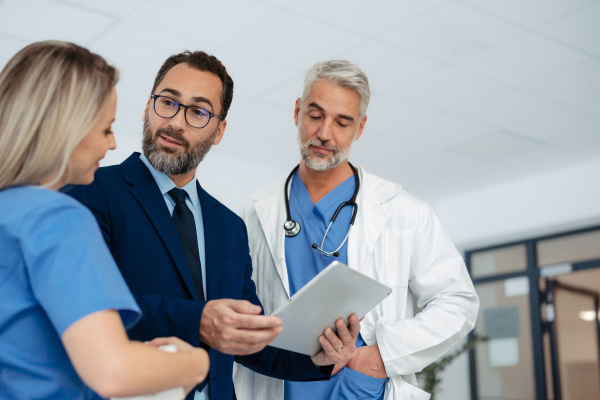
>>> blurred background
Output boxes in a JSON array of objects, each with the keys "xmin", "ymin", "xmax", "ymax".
[{"xmin": 1, "ymin": 1, "xmax": 599, "ymax": 399}]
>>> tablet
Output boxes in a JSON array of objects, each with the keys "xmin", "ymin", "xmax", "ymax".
[{"xmin": 268, "ymin": 261, "xmax": 392, "ymax": 356}]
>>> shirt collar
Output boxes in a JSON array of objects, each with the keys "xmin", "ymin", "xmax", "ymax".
[{"xmin": 139, "ymin": 153, "xmax": 199, "ymax": 209}]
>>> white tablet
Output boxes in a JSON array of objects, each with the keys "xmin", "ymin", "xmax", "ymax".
[{"xmin": 268, "ymin": 261, "xmax": 392, "ymax": 356}]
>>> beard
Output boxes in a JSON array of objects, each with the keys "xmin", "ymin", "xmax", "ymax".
[
  {"xmin": 142, "ymin": 113, "xmax": 217, "ymax": 176},
  {"xmin": 296, "ymin": 131, "xmax": 354, "ymax": 171}
]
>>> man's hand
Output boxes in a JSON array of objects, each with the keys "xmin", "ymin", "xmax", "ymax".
[
  {"xmin": 347, "ymin": 344, "xmax": 387, "ymax": 379},
  {"xmin": 311, "ymin": 314, "xmax": 360, "ymax": 370},
  {"xmin": 199, "ymin": 299, "xmax": 283, "ymax": 355}
]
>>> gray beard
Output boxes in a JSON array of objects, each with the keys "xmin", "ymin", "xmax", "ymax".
[
  {"xmin": 142, "ymin": 115, "xmax": 216, "ymax": 176},
  {"xmin": 296, "ymin": 133, "xmax": 353, "ymax": 171}
]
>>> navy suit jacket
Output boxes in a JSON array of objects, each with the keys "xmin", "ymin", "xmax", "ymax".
[{"xmin": 65, "ymin": 153, "xmax": 329, "ymax": 400}]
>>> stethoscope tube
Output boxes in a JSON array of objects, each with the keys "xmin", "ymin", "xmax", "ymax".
[
  {"xmin": 283, "ymin": 165, "xmax": 301, "ymax": 237},
  {"xmin": 283, "ymin": 163, "xmax": 359, "ymax": 257}
]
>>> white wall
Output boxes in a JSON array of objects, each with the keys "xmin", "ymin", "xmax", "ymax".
[
  {"xmin": 194, "ymin": 153, "xmax": 290, "ymax": 214},
  {"xmin": 434, "ymin": 156, "xmax": 600, "ymax": 252}
]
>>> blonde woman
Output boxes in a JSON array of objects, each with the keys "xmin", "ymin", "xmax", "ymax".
[{"xmin": 0, "ymin": 41, "xmax": 208, "ymax": 399}]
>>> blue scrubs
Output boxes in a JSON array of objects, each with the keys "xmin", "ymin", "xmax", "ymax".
[
  {"xmin": 283, "ymin": 170, "xmax": 386, "ymax": 400},
  {"xmin": 0, "ymin": 186, "xmax": 141, "ymax": 399}
]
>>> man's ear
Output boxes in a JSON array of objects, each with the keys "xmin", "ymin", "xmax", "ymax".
[
  {"xmin": 293, "ymin": 98, "xmax": 301, "ymax": 127},
  {"xmin": 142, "ymin": 98, "xmax": 151, "ymax": 121},
  {"xmin": 213, "ymin": 119, "xmax": 227, "ymax": 145},
  {"xmin": 354, "ymin": 114, "xmax": 367, "ymax": 141}
]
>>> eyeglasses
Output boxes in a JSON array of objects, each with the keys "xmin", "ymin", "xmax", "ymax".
[{"xmin": 151, "ymin": 94, "xmax": 223, "ymax": 129}]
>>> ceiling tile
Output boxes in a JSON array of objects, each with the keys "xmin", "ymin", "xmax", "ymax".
[
  {"xmin": 0, "ymin": 0, "xmax": 115, "ymax": 44},
  {"xmin": 509, "ymin": 109, "xmax": 600, "ymax": 145},
  {"xmin": 391, "ymin": 66, "xmax": 506, "ymax": 111},
  {"xmin": 477, "ymin": 142, "xmax": 600, "ymax": 189},
  {"xmin": 216, "ymin": 50, "xmax": 298, "ymax": 99},
  {"xmin": 226, "ymin": 11, "xmax": 366, "ymax": 69},
  {"xmin": 112, "ymin": 66, "xmax": 155, "ymax": 141},
  {"xmin": 114, "ymin": 67, "xmax": 154, "ymax": 109},
  {"xmin": 131, "ymin": 0, "xmax": 281, "ymax": 46},
  {"xmin": 338, "ymin": 41, "xmax": 443, "ymax": 91},
  {"xmin": 366, "ymin": 95, "xmax": 438, "ymax": 137},
  {"xmin": 537, "ymin": 2, "xmax": 600, "ymax": 56},
  {"xmin": 407, "ymin": 113, "xmax": 494, "ymax": 147},
  {"xmin": 256, "ymin": 79, "xmax": 304, "ymax": 112},
  {"xmin": 522, "ymin": 58, "xmax": 600, "ymax": 107},
  {"xmin": 255, "ymin": 0, "xmax": 297, "ymax": 8},
  {"xmin": 454, "ymin": 88, "xmax": 563, "ymax": 127},
  {"xmin": 365, "ymin": 86, "xmax": 498, "ymax": 148},
  {"xmin": 3, "ymin": 0, "xmax": 599, "ymax": 208},
  {"xmin": 288, "ymin": 0, "xmax": 445, "ymax": 36},
  {"xmin": 0, "ymin": 34, "xmax": 28, "ymax": 69},
  {"xmin": 352, "ymin": 138, "xmax": 486, "ymax": 202},
  {"xmin": 447, "ymin": 130, "xmax": 548, "ymax": 161},
  {"xmin": 458, "ymin": 0, "xmax": 598, "ymax": 28},
  {"xmin": 227, "ymin": 101, "xmax": 295, "ymax": 142},
  {"xmin": 59, "ymin": 0, "xmax": 147, "ymax": 18},
  {"xmin": 89, "ymin": 20, "xmax": 219, "ymax": 73},
  {"xmin": 457, "ymin": 32, "xmax": 587, "ymax": 85},
  {"xmin": 224, "ymin": 101, "xmax": 299, "ymax": 169},
  {"xmin": 381, "ymin": 2, "xmax": 522, "ymax": 63},
  {"xmin": 351, "ymin": 132, "xmax": 434, "ymax": 173},
  {"xmin": 583, "ymin": 99, "xmax": 600, "ymax": 116}
]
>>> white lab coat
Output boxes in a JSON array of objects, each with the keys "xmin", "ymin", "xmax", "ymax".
[{"xmin": 233, "ymin": 166, "xmax": 479, "ymax": 400}]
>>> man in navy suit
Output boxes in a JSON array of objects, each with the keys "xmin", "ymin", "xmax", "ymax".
[{"xmin": 66, "ymin": 50, "xmax": 359, "ymax": 400}]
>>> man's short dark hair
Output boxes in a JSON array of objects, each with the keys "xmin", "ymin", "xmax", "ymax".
[{"xmin": 151, "ymin": 50, "xmax": 234, "ymax": 119}]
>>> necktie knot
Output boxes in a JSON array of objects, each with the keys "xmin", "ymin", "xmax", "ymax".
[{"xmin": 168, "ymin": 187, "xmax": 188, "ymax": 204}]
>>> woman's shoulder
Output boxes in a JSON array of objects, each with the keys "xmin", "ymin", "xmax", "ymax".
[
  {"xmin": 1, "ymin": 186, "xmax": 93, "ymax": 230},
  {"xmin": 4, "ymin": 184, "xmax": 83, "ymax": 207}
]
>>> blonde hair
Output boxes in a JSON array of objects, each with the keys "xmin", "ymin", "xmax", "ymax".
[{"xmin": 0, "ymin": 40, "xmax": 118, "ymax": 189}]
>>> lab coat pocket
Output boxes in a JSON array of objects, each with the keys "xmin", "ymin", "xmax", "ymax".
[
  {"xmin": 382, "ymin": 229, "xmax": 413, "ymax": 288},
  {"xmin": 397, "ymin": 379, "xmax": 430, "ymax": 400}
]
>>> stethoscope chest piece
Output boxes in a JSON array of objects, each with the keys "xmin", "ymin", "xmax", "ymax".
[{"xmin": 284, "ymin": 220, "xmax": 301, "ymax": 237}]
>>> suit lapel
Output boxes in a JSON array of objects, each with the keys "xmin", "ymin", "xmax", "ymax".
[
  {"xmin": 197, "ymin": 182, "xmax": 221, "ymax": 300},
  {"xmin": 122, "ymin": 153, "xmax": 198, "ymax": 300}
]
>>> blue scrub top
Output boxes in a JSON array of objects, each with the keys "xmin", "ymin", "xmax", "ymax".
[
  {"xmin": 283, "ymin": 170, "xmax": 385, "ymax": 400},
  {"xmin": 0, "ymin": 186, "xmax": 141, "ymax": 399},
  {"xmin": 284, "ymin": 170, "xmax": 355, "ymax": 296}
]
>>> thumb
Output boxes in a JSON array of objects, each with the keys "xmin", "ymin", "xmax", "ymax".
[{"xmin": 228, "ymin": 299, "xmax": 262, "ymax": 315}]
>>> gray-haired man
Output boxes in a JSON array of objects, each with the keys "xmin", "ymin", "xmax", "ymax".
[{"xmin": 233, "ymin": 60, "xmax": 479, "ymax": 400}]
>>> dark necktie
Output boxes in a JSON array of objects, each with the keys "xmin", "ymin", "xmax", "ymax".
[{"xmin": 168, "ymin": 187, "xmax": 205, "ymax": 301}]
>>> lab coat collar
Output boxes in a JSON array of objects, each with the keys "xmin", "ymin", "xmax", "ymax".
[
  {"xmin": 253, "ymin": 178, "xmax": 290, "ymax": 297},
  {"xmin": 347, "ymin": 167, "xmax": 403, "ymax": 269}
]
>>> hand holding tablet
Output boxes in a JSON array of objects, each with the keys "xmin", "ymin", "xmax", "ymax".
[{"xmin": 268, "ymin": 261, "xmax": 392, "ymax": 356}]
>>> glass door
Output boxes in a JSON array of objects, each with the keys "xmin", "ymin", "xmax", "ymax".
[
  {"xmin": 467, "ymin": 226, "xmax": 600, "ymax": 400},
  {"xmin": 543, "ymin": 274, "xmax": 600, "ymax": 400}
]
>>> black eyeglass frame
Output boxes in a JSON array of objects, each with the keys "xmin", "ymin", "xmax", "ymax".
[{"xmin": 150, "ymin": 94, "xmax": 224, "ymax": 129}]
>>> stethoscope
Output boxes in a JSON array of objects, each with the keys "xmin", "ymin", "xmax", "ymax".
[{"xmin": 283, "ymin": 163, "xmax": 359, "ymax": 257}]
